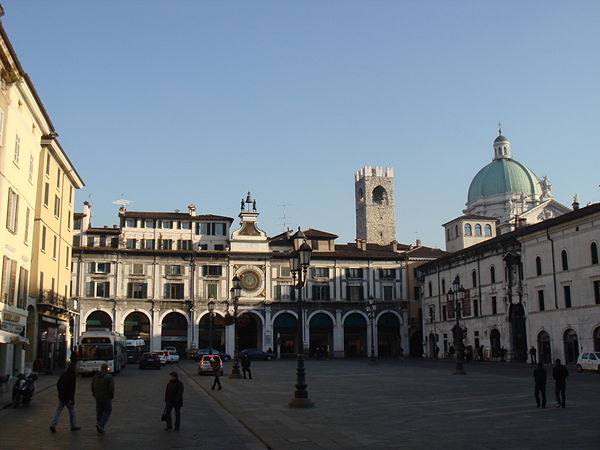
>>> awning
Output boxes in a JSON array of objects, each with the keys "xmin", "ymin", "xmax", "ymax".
[{"xmin": 0, "ymin": 330, "xmax": 29, "ymax": 345}]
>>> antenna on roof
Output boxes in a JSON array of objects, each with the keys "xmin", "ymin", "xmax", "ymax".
[
  {"xmin": 278, "ymin": 204, "xmax": 290, "ymax": 231},
  {"xmin": 498, "ymin": 121, "xmax": 502, "ymax": 135},
  {"xmin": 112, "ymin": 194, "xmax": 133, "ymax": 210}
]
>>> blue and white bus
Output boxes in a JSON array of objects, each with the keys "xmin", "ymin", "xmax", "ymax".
[{"xmin": 78, "ymin": 329, "xmax": 127, "ymax": 375}]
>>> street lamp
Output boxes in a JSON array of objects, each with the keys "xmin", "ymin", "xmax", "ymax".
[
  {"xmin": 447, "ymin": 275, "xmax": 466, "ymax": 375},
  {"xmin": 229, "ymin": 276, "xmax": 242, "ymax": 379},
  {"xmin": 288, "ymin": 231, "xmax": 313, "ymax": 408},
  {"xmin": 207, "ymin": 298, "xmax": 215, "ymax": 351},
  {"xmin": 366, "ymin": 297, "xmax": 377, "ymax": 365}
]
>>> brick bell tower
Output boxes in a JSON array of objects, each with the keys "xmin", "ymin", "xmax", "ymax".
[{"xmin": 354, "ymin": 166, "xmax": 396, "ymax": 245}]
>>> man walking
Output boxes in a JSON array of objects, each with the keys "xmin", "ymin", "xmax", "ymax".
[
  {"xmin": 529, "ymin": 346, "xmax": 537, "ymax": 365},
  {"xmin": 49, "ymin": 363, "xmax": 80, "ymax": 433},
  {"xmin": 552, "ymin": 358, "xmax": 569, "ymax": 408},
  {"xmin": 92, "ymin": 363, "xmax": 114, "ymax": 434},
  {"xmin": 241, "ymin": 354, "xmax": 252, "ymax": 380},
  {"xmin": 164, "ymin": 371, "xmax": 183, "ymax": 431},
  {"xmin": 533, "ymin": 362, "xmax": 546, "ymax": 408},
  {"xmin": 210, "ymin": 358, "xmax": 222, "ymax": 390}
]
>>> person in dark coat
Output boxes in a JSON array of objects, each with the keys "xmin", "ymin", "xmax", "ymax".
[
  {"xmin": 210, "ymin": 358, "xmax": 222, "ymax": 390},
  {"xmin": 552, "ymin": 358, "xmax": 569, "ymax": 408},
  {"xmin": 241, "ymin": 354, "xmax": 252, "ymax": 380},
  {"xmin": 164, "ymin": 372, "xmax": 184, "ymax": 431},
  {"xmin": 533, "ymin": 362, "xmax": 546, "ymax": 408},
  {"xmin": 49, "ymin": 363, "xmax": 80, "ymax": 433},
  {"xmin": 91, "ymin": 363, "xmax": 115, "ymax": 434},
  {"xmin": 529, "ymin": 346, "xmax": 537, "ymax": 365}
]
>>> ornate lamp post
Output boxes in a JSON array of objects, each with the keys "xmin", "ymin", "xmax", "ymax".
[
  {"xmin": 447, "ymin": 275, "xmax": 466, "ymax": 375},
  {"xmin": 366, "ymin": 297, "xmax": 377, "ymax": 364},
  {"xmin": 229, "ymin": 276, "xmax": 242, "ymax": 379},
  {"xmin": 207, "ymin": 298, "xmax": 215, "ymax": 351},
  {"xmin": 288, "ymin": 236, "xmax": 313, "ymax": 408}
]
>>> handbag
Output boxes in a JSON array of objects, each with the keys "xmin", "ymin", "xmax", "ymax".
[{"xmin": 161, "ymin": 406, "xmax": 168, "ymax": 422}]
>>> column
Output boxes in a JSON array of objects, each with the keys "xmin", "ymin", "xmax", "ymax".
[
  {"xmin": 225, "ymin": 324, "xmax": 235, "ymax": 356},
  {"xmin": 333, "ymin": 309, "xmax": 344, "ymax": 358},
  {"xmin": 264, "ymin": 306, "xmax": 272, "ymax": 351},
  {"xmin": 151, "ymin": 307, "xmax": 161, "ymax": 351}
]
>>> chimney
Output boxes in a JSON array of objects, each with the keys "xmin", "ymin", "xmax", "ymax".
[
  {"xmin": 188, "ymin": 204, "xmax": 197, "ymax": 216},
  {"xmin": 82, "ymin": 201, "xmax": 91, "ymax": 231},
  {"xmin": 416, "ymin": 239, "xmax": 422, "ymax": 247},
  {"xmin": 391, "ymin": 240, "xmax": 398, "ymax": 252}
]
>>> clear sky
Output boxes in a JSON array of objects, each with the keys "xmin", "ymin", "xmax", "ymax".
[{"xmin": 4, "ymin": 1, "xmax": 599, "ymax": 249}]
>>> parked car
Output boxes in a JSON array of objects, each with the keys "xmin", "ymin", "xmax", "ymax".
[
  {"xmin": 576, "ymin": 352, "xmax": 600, "ymax": 372},
  {"xmin": 163, "ymin": 346, "xmax": 177, "ymax": 353},
  {"xmin": 240, "ymin": 348, "xmax": 275, "ymax": 360},
  {"xmin": 139, "ymin": 352, "xmax": 162, "ymax": 370},
  {"xmin": 152, "ymin": 351, "xmax": 167, "ymax": 365},
  {"xmin": 198, "ymin": 354, "xmax": 223, "ymax": 376},
  {"xmin": 193, "ymin": 348, "xmax": 230, "ymax": 361},
  {"xmin": 165, "ymin": 350, "xmax": 180, "ymax": 363}
]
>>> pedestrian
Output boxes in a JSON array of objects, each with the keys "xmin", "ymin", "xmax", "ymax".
[
  {"xmin": 552, "ymin": 358, "xmax": 569, "ymax": 408},
  {"xmin": 241, "ymin": 354, "xmax": 252, "ymax": 380},
  {"xmin": 500, "ymin": 347, "xmax": 506, "ymax": 362},
  {"xmin": 449, "ymin": 345, "xmax": 455, "ymax": 359},
  {"xmin": 71, "ymin": 347, "xmax": 79, "ymax": 364},
  {"xmin": 210, "ymin": 358, "xmax": 222, "ymax": 390},
  {"xmin": 399, "ymin": 346, "xmax": 404, "ymax": 361},
  {"xmin": 529, "ymin": 346, "xmax": 537, "ymax": 365},
  {"xmin": 435, "ymin": 345, "xmax": 440, "ymax": 359},
  {"xmin": 533, "ymin": 362, "xmax": 546, "ymax": 408},
  {"xmin": 49, "ymin": 363, "xmax": 80, "ymax": 433},
  {"xmin": 164, "ymin": 371, "xmax": 183, "ymax": 431},
  {"xmin": 91, "ymin": 363, "xmax": 114, "ymax": 434}
]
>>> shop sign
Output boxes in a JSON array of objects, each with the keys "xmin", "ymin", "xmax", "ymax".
[{"xmin": 1, "ymin": 312, "xmax": 25, "ymax": 333}]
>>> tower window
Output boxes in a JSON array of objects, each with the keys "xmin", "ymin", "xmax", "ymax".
[
  {"xmin": 372, "ymin": 186, "xmax": 388, "ymax": 205},
  {"xmin": 490, "ymin": 266, "xmax": 496, "ymax": 283},
  {"xmin": 591, "ymin": 242, "xmax": 598, "ymax": 265},
  {"xmin": 535, "ymin": 257, "xmax": 542, "ymax": 276},
  {"xmin": 475, "ymin": 224, "xmax": 482, "ymax": 236},
  {"xmin": 561, "ymin": 250, "xmax": 569, "ymax": 271},
  {"xmin": 485, "ymin": 224, "xmax": 492, "ymax": 236},
  {"xmin": 357, "ymin": 188, "xmax": 364, "ymax": 203},
  {"xmin": 464, "ymin": 224, "xmax": 472, "ymax": 236}
]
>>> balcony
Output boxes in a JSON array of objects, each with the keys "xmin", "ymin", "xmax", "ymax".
[{"xmin": 38, "ymin": 290, "xmax": 78, "ymax": 313}]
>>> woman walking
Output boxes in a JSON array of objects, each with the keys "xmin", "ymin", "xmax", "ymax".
[{"xmin": 164, "ymin": 371, "xmax": 183, "ymax": 431}]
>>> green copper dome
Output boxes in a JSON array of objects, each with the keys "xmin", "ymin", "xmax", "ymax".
[{"xmin": 467, "ymin": 158, "xmax": 542, "ymax": 203}]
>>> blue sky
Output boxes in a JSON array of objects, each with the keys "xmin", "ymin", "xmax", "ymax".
[{"xmin": 4, "ymin": 1, "xmax": 599, "ymax": 249}]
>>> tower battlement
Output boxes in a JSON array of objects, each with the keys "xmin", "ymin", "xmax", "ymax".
[{"xmin": 354, "ymin": 166, "xmax": 394, "ymax": 182}]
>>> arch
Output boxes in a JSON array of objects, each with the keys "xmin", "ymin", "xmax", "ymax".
[
  {"xmin": 561, "ymin": 250, "xmax": 569, "ymax": 271},
  {"xmin": 273, "ymin": 312, "xmax": 297, "ymax": 356},
  {"xmin": 236, "ymin": 311, "xmax": 263, "ymax": 351},
  {"xmin": 490, "ymin": 328, "xmax": 501, "ymax": 358},
  {"xmin": 535, "ymin": 256, "xmax": 542, "ymax": 276},
  {"xmin": 490, "ymin": 266, "xmax": 496, "ymax": 284},
  {"xmin": 309, "ymin": 312, "xmax": 334, "ymax": 358},
  {"xmin": 271, "ymin": 309, "xmax": 298, "ymax": 325},
  {"xmin": 159, "ymin": 309, "xmax": 190, "ymax": 325},
  {"xmin": 591, "ymin": 242, "xmax": 599, "ymax": 265},
  {"xmin": 475, "ymin": 224, "xmax": 482, "ymax": 236},
  {"xmin": 196, "ymin": 310, "xmax": 225, "ymax": 324},
  {"xmin": 85, "ymin": 310, "xmax": 113, "ymax": 331},
  {"xmin": 161, "ymin": 311, "xmax": 188, "ymax": 356},
  {"xmin": 594, "ymin": 326, "xmax": 600, "ymax": 352},
  {"xmin": 464, "ymin": 224, "xmax": 472, "ymax": 236},
  {"xmin": 357, "ymin": 188, "xmax": 364, "ymax": 203},
  {"xmin": 343, "ymin": 312, "xmax": 367, "ymax": 357},
  {"xmin": 198, "ymin": 312, "xmax": 225, "ymax": 352},
  {"xmin": 537, "ymin": 330, "xmax": 552, "ymax": 364},
  {"xmin": 372, "ymin": 186, "xmax": 388, "ymax": 205},
  {"xmin": 484, "ymin": 224, "xmax": 492, "ymax": 236},
  {"xmin": 377, "ymin": 312, "xmax": 401, "ymax": 357},
  {"xmin": 341, "ymin": 309, "xmax": 368, "ymax": 324},
  {"xmin": 307, "ymin": 309, "xmax": 336, "ymax": 325},
  {"xmin": 123, "ymin": 311, "xmax": 151, "ymax": 348},
  {"xmin": 563, "ymin": 329, "xmax": 579, "ymax": 363}
]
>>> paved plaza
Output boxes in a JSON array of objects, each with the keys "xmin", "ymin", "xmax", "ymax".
[{"xmin": 1, "ymin": 358, "xmax": 599, "ymax": 449}]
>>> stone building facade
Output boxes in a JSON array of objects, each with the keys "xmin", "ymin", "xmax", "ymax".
[{"xmin": 355, "ymin": 166, "xmax": 396, "ymax": 245}]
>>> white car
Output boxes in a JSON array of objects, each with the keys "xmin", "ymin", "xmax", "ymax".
[
  {"xmin": 576, "ymin": 352, "xmax": 600, "ymax": 372},
  {"xmin": 166, "ymin": 350, "xmax": 180, "ymax": 363}
]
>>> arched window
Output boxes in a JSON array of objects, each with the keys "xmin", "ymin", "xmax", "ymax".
[
  {"xmin": 372, "ymin": 186, "xmax": 388, "ymax": 205},
  {"xmin": 535, "ymin": 257, "xmax": 542, "ymax": 276},
  {"xmin": 446, "ymin": 228, "xmax": 451, "ymax": 241},
  {"xmin": 561, "ymin": 250, "xmax": 569, "ymax": 271},
  {"xmin": 475, "ymin": 224, "xmax": 482, "ymax": 236},
  {"xmin": 357, "ymin": 188, "xmax": 364, "ymax": 203},
  {"xmin": 428, "ymin": 282, "xmax": 432, "ymax": 297},
  {"xmin": 454, "ymin": 225, "xmax": 458, "ymax": 237},
  {"xmin": 464, "ymin": 224, "xmax": 472, "ymax": 236},
  {"xmin": 472, "ymin": 270, "xmax": 477, "ymax": 287},
  {"xmin": 591, "ymin": 242, "xmax": 599, "ymax": 265},
  {"xmin": 490, "ymin": 266, "xmax": 496, "ymax": 284},
  {"xmin": 485, "ymin": 224, "xmax": 492, "ymax": 236}
]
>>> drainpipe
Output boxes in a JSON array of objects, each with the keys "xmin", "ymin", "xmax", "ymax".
[
  {"xmin": 477, "ymin": 255, "xmax": 482, "ymax": 316},
  {"xmin": 546, "ymin": 229, "xmax": 558, "ymax": 309}
]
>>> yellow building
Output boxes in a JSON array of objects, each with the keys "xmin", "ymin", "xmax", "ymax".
[{"xmin": 0, "ymin": 18, "xmax": 83, "ymax": 376}]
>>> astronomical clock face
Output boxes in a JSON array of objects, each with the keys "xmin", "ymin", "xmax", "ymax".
[{"xmin": 239, "ymin": 269, "xmax": 261, "ymax": 292}]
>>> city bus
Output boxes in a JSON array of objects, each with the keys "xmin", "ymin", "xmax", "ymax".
[
  {"xmin": 78, "ymin": 329, "xmax": 127, "ymax": 375},
  {"xmin": 125, "ymin": 338, "xmax": 146, "ymax": 363}
]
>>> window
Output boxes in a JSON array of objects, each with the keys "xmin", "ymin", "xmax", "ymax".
[
  {"xmin": 206, "ymin": 282, "xmax": 218, "ymax": 299},
  {"xmin": 54, "ymin": 195, "xmax": 61, "ymax": 217},
  {"xmin": 490, "ymin": 266, "xmax": 496, "ymax": 284},
  {"xmin": 24, "ymin": 208, "xmax": 30, "ymax": 244},
  {"xmin": 180, "ymin": 221, "xmax": 191, "ymax": 230},
  {"xmin": 454, "ymin": 225, "xmax": 458, "ymax": 237},
  {"xmin": 13, "ymin": 135, "xmax": 20, "ymax": 164},
  {"xmin": 145, "ymin": 219, "xmax": 154, "ymax": 228},
  {"xmin": 127, "ymin": 282, "xmax": 147, "ymax": 299},
  {"xmin": 28, "ymin": 154, "xmax": 34, "ymax": 181},
  {"xmin": 166, "ymin": 265, "xmax": 182, "ymax": 276},
  {"xmin": 43, "ymin": 183, "xmax": 49, "ymax": 206},
  {"xmin": 312, "ymin": 284, "xmax": 330, "ymax": 300},
  {"xmin": 464, "ymin": 224, "xmax": 472, "ymax": 236},
  {"xmin": 67, "ymin": 212, "xmax": 71, "ymax": 230},
  {"xmin": 41, "ymin": 226, "xmax": 47, "ymax": 251},
  {"xmin": 0, "ymin": 109, "xmax": 4, "ymax": 143},
  {"xmin": 472, "ymin": 270, "xmax": 477, "ymax": 287},
  {"xmin": 162, "ymin": 220, "xmax": 173, "ymax": 229},
  {"xmin": 280, "ymin": 267, "xmax": 291, "ymax": 278},
  {"xmin": 491, "ymin": 296, "xmax": 497, "ymax": 315},
  {"xmin": 6, "ymin": 188, "xmax": 19, "ymax": 233},
  {"xmin": 473, "ymin": 299, "xmax": 479, "ymax": 317},
  {"xmin": 86, "ymin": 281, "xmax": 110, "ymax": 298},
  {"xmin": 535, "ymin": 257, "xmax": 542, "ymax": 276},
  {"xmin": 1, "ymin": 257, "xmax": 17, "ymax": 305},
  {"xmin": 164, "ymin": 283, "xmax": 184, "ymax": 299},
  {"xmin": 475, "ymin": 224, "xmax": 482, "ymax": 236},
  {"xmin": 88, "ymin": 262, "xmax": 111, "ymax": 274},
  {"xmin": 199, "ymin": 222, "xmax": 227, "ymax": 236},
  {"xmin": 561, "ymin": 250, "xmax": 569, "ymax": 271},
  {"xmin": 442, "ymin": 305, "xmax": 447, "ymax": 321},
  {"xmin": 73, "ymin": 236, "xmax": 81, "ymax": 246},
  {"xmin": 132, "ymin": 263, "xmax": 144, "ymax": 275},
  {"xmin": 65, "ymin": 248, "xmax": 69, "ymax": 268},
  {"xmin": 274, "ymin": 284, "xmax": 292, "ymax": 300},
  {"xmin": 87, "ymin": 236, "xmax": 95, "ymax": 247},
  {"xmin": 379, "ymin": 268, "xmax": 396, "ymax": 279},
  {"xmin": 99, "ymin": 236, "xmax": 106, "ymax": 247},
  {"xmin": 144, "ymin": 239, "xmax": 155, "ymax": 250},
  {"xmin": 17, "ymin": 267, "xmax": 28, "ymax": 309},
  {"xmin": 311, "ymin": 268, "xmax": 329, "ymax": 278},
  {"xmin": 428, "ymin": 282, "xmax": 432, "ymax": 297},
  {"xmin": 346, "ymin": 268, "xmax": 363, "ymax": 279},
  {"xmin": 45, "ymin": 152, "xmax": 51, "ymax": 175},
  {"xmin": 538, "ymin": 290, "xmax": 545, "ymax": 311},
  {"xmin": 203, "ymin": 265, "xmax": 222, "ymax": 277},
  {"xmin": 74, "ymin": 217, "xmax": 82, "ymax": 230},
  {"xmin": 125, "ymin": 219, "xmax": 136, "ymax": 227},
  {"xmin": 160, "ymin": 239, "xmax": 173, "ymax": 250},
  {"xmin": 441, "ymin": 279, "xmax": 446, "ymax": 294},
  {"xmin": 214, "ymin": 244, "xmax": 224, "ymax": 251},
  {"xmin": 446, "ymin": 228, "xmax": 451, "ymax": 241},
  {"xmin": 383, "ymin": 285, "xmax": 394, "ymax": 300},
  {"xmin": 564, "ymin": 285, "xmax": 572, "ymax": 308},
  {"xmin": 198, "ymin": 244, "xmax": 208, "ymax": 250},
  {"xmin": 126, "ymin": 239, "xmax": 136, "ymax": 249},
  {"xmin": 591, "ymin": 243, "xmax": 599, "ymax": 265},
  {"xmin": 52, "ymin": 235, "xmax": 57, "ymax": 259},
  {"xmin": 69, "ymin": 186, "xmax": 73, "ymax": 204},
  {"xmin": 346, "ymin": 285, "xmax": 364, "ymax": 300},
  {"xmin": 111, "ymin": 237, "xmax": 119, "ymax": 248},
  {"xmin": 485, "ymin": 224, "xmax": 492, "ymax": 236},
  {"xmin": 178, "ymin": 240, "xmax": 193, "ymax": 250},
  {"xmin": 57, "ymin": 168, "xmax": 61, "ymax": 189},
  {"xmin": 594, "ymin": 281, "xmax": 600, "ymax": 305}
]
